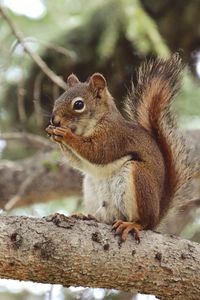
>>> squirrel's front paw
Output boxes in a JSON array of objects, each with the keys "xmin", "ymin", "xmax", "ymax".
[
  {"xmin": 46, "ymin": 125, "xmax": 60, "ymax": 142},
  {"xmin": 46, "ymin": 125, "xmax": 55, "ymax": 136},
  {"xmin": 46, "ymin": 125, "xmax": 71, "ymax": 143}
]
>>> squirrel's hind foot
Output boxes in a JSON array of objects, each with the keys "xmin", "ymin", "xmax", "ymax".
[{"xmin": 112, "ymin": 220, "xmax": 143, "ymax": 242}]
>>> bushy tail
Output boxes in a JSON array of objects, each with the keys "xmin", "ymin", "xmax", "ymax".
[{"xmin": 125, "ymin": 54, "xmax": 192, "ymax": 219}]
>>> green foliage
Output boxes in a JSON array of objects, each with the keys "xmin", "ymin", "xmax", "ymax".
[
  {"xmin": 0, "ymin": 0, "xmax": 167, "ymax": 125},
  {"xmin": 1, "ymin": 0, "xmax": 200, "ymax": 135},
  {"xmin": 8, "ymin": 196, "xmax": 81, "ymax": 218},
  {"xmin": 1, "ymin": 140, "xmax": 36, "ymax": 160},
  {"xmin": 176, "ymin": 71, "xmax": 200, "ymax": 127},
  {"xmin": 124, "ymin": 0, "xmax": 169, "ymax": 56}
]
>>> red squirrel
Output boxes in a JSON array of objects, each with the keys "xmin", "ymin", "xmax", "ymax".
[{"xmin": 46, "ymin": 54, "xmax": 191, "ymax": 241}]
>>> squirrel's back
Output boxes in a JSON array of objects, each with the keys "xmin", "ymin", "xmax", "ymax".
[{"xmin": 124, "ymin": 54, "xmax": 192, "ymax": 219}]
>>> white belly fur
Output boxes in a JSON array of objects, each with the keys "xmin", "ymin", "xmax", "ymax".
[
  {"xmin": 83, "ymin": 161, "xmax": 139, "ymax": 224},
  {"xmin": 60, "ymin": 143, "xmax": 139, "ymax": 224}
]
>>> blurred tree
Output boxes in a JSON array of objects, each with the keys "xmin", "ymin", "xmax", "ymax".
[
  {"xmin": 0, "ymin": 1, "xmax": 200, "ymax": 299},
  {"xmin": 1, "ymin": 0, "xmax": 200, "ymax": 136},
  {"xmin": 140, "ymin": 0, "xmax": 200, "ymax": 73}
]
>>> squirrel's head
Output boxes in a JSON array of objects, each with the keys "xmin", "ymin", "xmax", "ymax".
[{"xmin": 51, "ymin": 73, "xmax": 114, "ymax": 136}]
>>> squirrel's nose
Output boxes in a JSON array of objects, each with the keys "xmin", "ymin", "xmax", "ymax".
[{"xmin": 50, "ymin": 114, "xmax": 61, "ymax": 127}]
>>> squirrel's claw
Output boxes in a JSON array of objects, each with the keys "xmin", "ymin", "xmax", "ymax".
[
  {"xmin": 45, "ymin": 125, "xmax": 60, "ymax": 142},
  {"xmin": 112, "ymin": 220, "xmax": 142, "ymax": 242},
  {"xmin": 53, "ymin": 127, "xmax": 69, "ymax": 137},
  {"xmin": 46, "ymin": 125, "xmax": 55, "ymax": 135}
]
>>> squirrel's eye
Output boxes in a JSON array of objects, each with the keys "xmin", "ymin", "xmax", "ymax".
[{"xmin": 72, "ymin": 99, "xmax": 85, "ymax": 112}]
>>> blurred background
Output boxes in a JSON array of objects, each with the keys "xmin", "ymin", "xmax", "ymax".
[{"xmin": 0, "ymin": 0, "xmax": 200, "ymax": 299}]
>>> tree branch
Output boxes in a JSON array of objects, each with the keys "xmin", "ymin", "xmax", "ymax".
[
  {"xmin": 0, "ymin": 214, "xmax": 199, "ymax": 300},
  {"xmin": 33, "ymin": 72, "xmax": 44, "ymax": 127},
  {"xmin": 0, "ymin": 132, "xmax": 55, "ymax": 151},
  {"xmin": 0, "ymin": 151, "xmax": 82, "ymax": 209},
  {"xmin": 0, "ymin": 6, "xmax": 67, "ymax": 90}
]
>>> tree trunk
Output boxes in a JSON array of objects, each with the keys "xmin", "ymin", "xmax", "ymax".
[{"xmin": 0, "ymin": 214, "xmax": 199, "ymax": 300}]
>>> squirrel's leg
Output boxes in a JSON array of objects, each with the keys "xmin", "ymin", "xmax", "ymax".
[
  {"xmin": 113, "ymin": 166, "xmax": 160, "ymax": 242},
  {"xmin": 46, "ymin": 125, "xmax": 88, "ymax": 145},
  {"xmin": 46, "ymin": 125, "xmax": 130, "ymax": 165},
  {"xmin": 46, "ymin": 126, "xmax": 104, "ymax": 164},
  {"xmin": 134, "ymin": 166, "xmax": 160, "ymax": 229}
]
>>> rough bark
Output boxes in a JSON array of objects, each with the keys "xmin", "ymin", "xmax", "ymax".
[{"xmin": 0, "ymin": 214, "xmax": 199, "ymax": 300}]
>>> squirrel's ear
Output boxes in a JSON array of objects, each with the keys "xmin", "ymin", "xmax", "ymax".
[
  {"xmin": 67, "ymin": 73, "xmax": 80, "ymax": 87},
  {"xmin": 89, "ymin": 73, "xmax": 107, "ymax": 92}
]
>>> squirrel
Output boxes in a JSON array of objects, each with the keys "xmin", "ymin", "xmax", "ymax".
[{"xmin": 46, "ymin": 54, "xmax": 192, "ymax": 241}]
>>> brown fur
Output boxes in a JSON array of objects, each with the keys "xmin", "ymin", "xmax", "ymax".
[
  {"xmin": 134, "ymin": 164, "xmax": 161, "ymax": 228},
  {"xmin": 47, "ymin": 55, "xmax": 192, "ymax": 233},
  {"xmin": 125, "ymin": 54, "xmax": 192, "ymax": 219}
]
